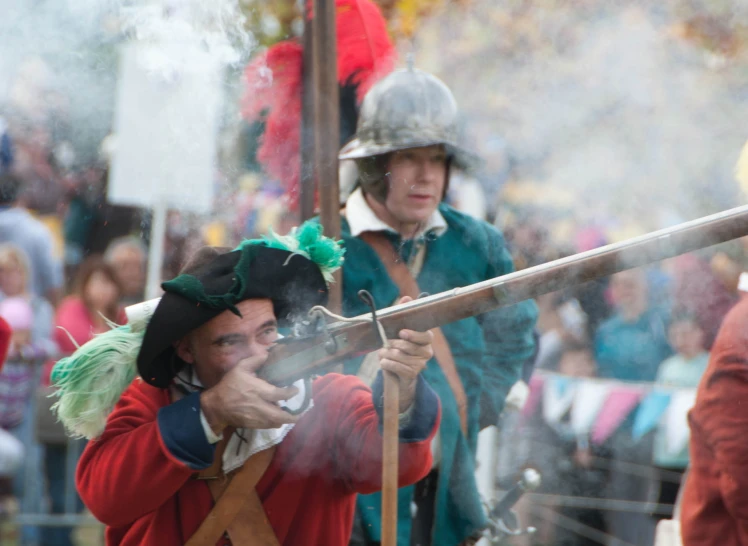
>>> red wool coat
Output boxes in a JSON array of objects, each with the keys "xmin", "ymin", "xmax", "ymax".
[
  {"xmin": 682, "ymin": 294, "xmax": 748, "ymax": 546},
  {"xmin": 77, "ymin": 373, "xmax": 439, "ymax": 546}
]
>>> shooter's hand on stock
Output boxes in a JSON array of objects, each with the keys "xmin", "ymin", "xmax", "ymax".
[{"xmin": 379, "ymin": 296, "xmax": 434, "ymax": 412}]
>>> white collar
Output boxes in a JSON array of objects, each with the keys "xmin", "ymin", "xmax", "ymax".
[{"xmin": 345, "ymin": 188, "xmax": 447, "ymax": 239}]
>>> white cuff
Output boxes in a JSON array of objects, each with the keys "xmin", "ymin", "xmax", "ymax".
[
  {"xmin": 200, "ymin": 410, "xmax": 223, "ymax": 444},
  {"xmin": 398, "ymin": 403, "xmax": 416, "ymax": 427}
]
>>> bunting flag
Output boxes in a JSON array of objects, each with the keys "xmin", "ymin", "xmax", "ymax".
[
  {"xmin": 664, "ymin": 389, "xmax": 697, "ymax": 456},
  {"xmin": 571, "ymin": 381, "xmax": 612, "ymax": 435},
  {"xmin": 633, "ymin": 390, "xmax": 673, "ymax": 441},
  {"xmin": 542, "ymin": 376, "xmax": 577, "ymax": 424},
  {"xmin": 525, "ymin": 372, "xmax": 699, "ymax": 449},
  {"xmin": 590, "ymin": 386, "xmax": 643, "ymax": 445},
  {"xmin": 522, "ymin": 374, "xmax": 545, "ymax": 419}
]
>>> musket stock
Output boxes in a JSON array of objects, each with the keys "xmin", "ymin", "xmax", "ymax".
[{"xmin": 259, "ymin": 204, "xmax": 748, "ymax": 386}]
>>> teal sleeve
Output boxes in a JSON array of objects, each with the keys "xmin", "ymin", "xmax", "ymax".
[{"xmin": 477, "ymin": 225, "xmax": 538, "ymax": 425}]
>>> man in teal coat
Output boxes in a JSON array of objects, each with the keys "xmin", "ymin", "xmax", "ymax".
[{"xmin": 310, "ymin": 67, "xmax": 538, "ymax": 545}]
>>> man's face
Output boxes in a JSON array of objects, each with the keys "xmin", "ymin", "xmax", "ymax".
[
  {"xmin": 177, "ymin": 299, "xmax": 279, "ymax": 388},
  {"xmin": 383, "ymin": 145, "xmax": 447, "ymax": 226}
]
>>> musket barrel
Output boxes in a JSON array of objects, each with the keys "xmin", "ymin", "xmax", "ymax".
[
  {"xmin": 374, "ymin": 203, "xmax": 748, "ymax": 335},
  {"xmin": 262, "ymin": 204, "xmax": 748, "ymax": 386}
]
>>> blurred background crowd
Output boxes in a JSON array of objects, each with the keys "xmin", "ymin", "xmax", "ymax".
[{"xmin": 1, "ymin": 0, "xmax": 748, "ymax": 545}]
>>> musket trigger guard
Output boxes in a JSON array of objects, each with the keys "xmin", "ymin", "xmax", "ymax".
[{"xmin": 357, "ymin": 290, "xmax": 385, "ymax": 349}]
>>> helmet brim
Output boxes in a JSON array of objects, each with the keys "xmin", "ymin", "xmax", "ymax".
[{"xmin": 339, "ymin": 138, "xmax": 483, "ymax": 173}]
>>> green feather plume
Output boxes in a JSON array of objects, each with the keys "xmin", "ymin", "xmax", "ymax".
[
  {"xmin": 50, "ymin": 325, "xmax": 143, "ymax": 440},
  {"xmin": 251, "ymin": 222, "xmax": 345, "ymax": 284}
]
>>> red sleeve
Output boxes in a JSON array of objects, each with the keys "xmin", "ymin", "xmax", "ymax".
[
  {"xmin": 0, "ymin": 317, "xmax": 11, "ymax": 372},
  {"xmin": 315, "ymin": 374, "xmax": 440, "ymax": 494},
  {"xmin": 690, "ymin": 298, "xmax": 748, "ymax": 521},
  {"xmin": 76, "ymin": 380, "xmax": 202, "ymax": 527}
]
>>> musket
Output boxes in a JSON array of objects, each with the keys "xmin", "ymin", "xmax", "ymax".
[{"xmin": 259, "ymin": 203, "xmax": 748, "ymax": 386}]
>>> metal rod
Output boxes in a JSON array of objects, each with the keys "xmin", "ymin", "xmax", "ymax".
[
  {"xmin": 63, "ymin": 439, "xmax": 81, "ymax": 515},
  {"xmin": 364, "ymin": 203, "xmax": 748, "ymax": 336},
  {"xmin": 524, "ymin": 439, "xmax": 687, "ymax": 484},
  {"xmin": 312, "ymin": 0, "xmax": 341, "ymax": 312},
  {"xmin": 261, "ymin": 204, "xmax": 748, "ymax": 387},
  {"xmin": 299, "ymin": 8, "xmax": 316, "ymax": 222},
  {"xmin": 529, "ymin": 504, "xmax": 639, "ymax": 546},
  {"xmin": 145, "ymin": 201, "xmax": 167, "ymax": 300},
  {"xmin": 527, "ymin": 493, "xmax": 675, "ymax": 516},
  {"xmin": 12, "ymin": 514, "xmax": 101, "ymax": 527}
]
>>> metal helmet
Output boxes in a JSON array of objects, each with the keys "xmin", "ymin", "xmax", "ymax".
[{"xmin": 338, "ymin": 68, "xmax": 479, "ymax": 171}]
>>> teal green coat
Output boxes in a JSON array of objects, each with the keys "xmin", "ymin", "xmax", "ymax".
[{"xmin": 307, "ymin": 205, "xmax": 537, "ymax": 545}]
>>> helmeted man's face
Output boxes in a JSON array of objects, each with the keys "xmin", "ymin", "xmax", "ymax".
[
  {"xmin": 383, "ymin": 145, "xmax": 447, "ymax": 226},
  {"xmin": 176, "ymin": 299, "xmax": 279, "ymax": 388}
]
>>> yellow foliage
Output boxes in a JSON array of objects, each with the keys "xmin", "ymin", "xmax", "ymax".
[{"xmin": 384, "ymin": 0, "xmax": 471, "ymax": 39}]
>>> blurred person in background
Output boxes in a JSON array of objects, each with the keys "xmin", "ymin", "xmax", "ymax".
[
  {"xmin": 104, "ymin": 236, "xmax": 147, "ymax": 306},
  {"xmin": 12, "ymin": 128, "xmax": 65, "ymax": 217},
  {"xmin": 594, "ymin": 268, "xmax": 672, "ymax": 382},
  {"xmin": 41, "ymin": 256, "xmax": 124, "ymax": 546},
  {"xmin": 534, "ymin": 292, "xmax": 589, "ymax": 371},
  {"xmin": 445, "ymin": 170, "xmax": 488, "ymax": 221},
  {"xmin": 0, "ymin": 173, "xmax": 63, "ymax": 305},
  {"xmin": 570, "ymin": 226, "xmax": 613, "ymax": 339},
  {"xmin": 594, "ymin": 268, "xmax": 672, "ymax": 545},
  {"xmin": 0, "ymin": 117, "xmax": 12, "ymax": 174},
  {"xmin": 503, "ymin": 214, "xmax": 550, "ymax": 271},
  {"xmin": 664, "ymin": 245, "xmax": 740, "ymax": 350},
  {"xmin": 50, "ymin": 256, "xmax": 124, "ymax": 364},
  {"xmin": 0, "ymin": 244, "xmax": 57, "ymax": 546},
  {"xmin": 0, "ymin": 315, "xmax": 24, "ymax": 520},
  {"xmin": 651, "ymin": 313, "xmax": 708, "ymax": 523},
  {"xmin": 524, "ymin": 341, "xmax": 610, "ymax": 546}
]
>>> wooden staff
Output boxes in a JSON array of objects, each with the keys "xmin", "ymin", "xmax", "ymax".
[
  {"xmin": 311, "ymin": 0, "xmax": 342, "ymax": 313},
  {"xmin": 299, "ymin": 10, "xmax": 316, "ymax": 223},
  {"xmin": 381, "ymin": 370, "xmax": 400, "ymax": 546}
]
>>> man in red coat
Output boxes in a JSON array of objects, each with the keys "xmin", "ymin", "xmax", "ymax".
[
  {"xmin": 681, "ymin": 274, "xmax": 748, "ymax": 545},
  {"xmin": 57, "ymin": 226, "xmax": 440, "ymax": 546}
]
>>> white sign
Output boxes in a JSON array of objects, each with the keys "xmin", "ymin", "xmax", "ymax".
[{"xmin": 108, "ymin": 41, "xmax": 223, "ymax": 214}]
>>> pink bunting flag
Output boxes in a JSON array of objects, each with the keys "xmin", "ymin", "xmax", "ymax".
[
  {"xmin": 591, "ymin": 386, "xmax": 644, "ymax": 445},
  {"xmin": 522, "ymin": 374, "xmax": 545, "ymax": 419}
]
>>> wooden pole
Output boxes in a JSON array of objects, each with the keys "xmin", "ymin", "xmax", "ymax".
[
  {"xmin": 381, "ymin": 371, "xmax": 400, "ymax": 546},
  {"xmin": 299, "ymin": 11, "xmax": 316, "ymax": 223},
  {"xmin": 312, "ymin": 0, "xmax": 341, "ymax": 312},
  {"xmin": 311, "ymin": 1, "xmax": 395, "ymax": 542}
]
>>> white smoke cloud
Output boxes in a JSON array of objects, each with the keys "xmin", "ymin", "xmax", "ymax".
[
  {"xmin": 417, "ymin": 2, "xmax": 748, "ymax": 231},
  {"xmin": 0, "ymin": 0, "xmax": 254, "ymax": 160}
]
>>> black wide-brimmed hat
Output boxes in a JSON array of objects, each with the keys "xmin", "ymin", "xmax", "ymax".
[{"xmin": 137, "ymin": 224, "xmax": 344, "ymax": 388}]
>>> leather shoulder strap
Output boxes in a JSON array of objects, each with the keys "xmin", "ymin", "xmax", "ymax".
[
  {"xmin": 186, "ymin": 446, "xmax": 279, "ymax": 546},
  {"xmin": 359, "ymin": 231, "xmax": 468, "ymax": 434},
  {"xmin": 194, "ymin": 427, "xmax": 235, "ymax": 480}
]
